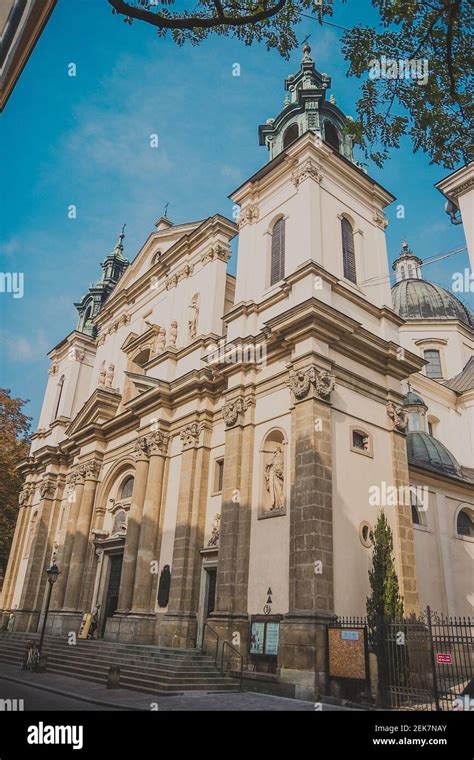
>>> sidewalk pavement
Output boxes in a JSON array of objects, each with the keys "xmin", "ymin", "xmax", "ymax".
[{"xmin": 0, "ymin": 662, "xmax": 332, "ymax": 711}]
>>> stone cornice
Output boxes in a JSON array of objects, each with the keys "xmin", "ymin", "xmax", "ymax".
[
  {"xmin": 261, "ymin": 297, "xmax": 424, "ymax": 380},
  {"xmin": 230, "ymin": 132, "xmax": 395, "ymax": 210},
  {"xmin": 223, "ymin": 260, "xmax": 404, "ymax": 328}
]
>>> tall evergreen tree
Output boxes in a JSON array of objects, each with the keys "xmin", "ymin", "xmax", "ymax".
[
  {"xmin": 0, "ymin": 389, "xmax": 32, "ymax": 587},
  {"xmin": 366, "ymin": 510, "xmax": 404, "ymax": 630}
]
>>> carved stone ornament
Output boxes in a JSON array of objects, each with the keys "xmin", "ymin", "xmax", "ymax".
[
  {"xmin": 207, "ymin": 513, "xmax": 220, "ymax": 547},
  {"xmin": 83, "ymin": 459, "xmax": 101, "ymax": 480},
  {"xmin": 201, "ymin": 244, "xmax": 231, "ymax": 266},
  {"xmin": 108, "ymin": 314, "xmax": 131, "ymax": 335},
  {"xmin": 40, "ymin": 479, "xmax": 56, "ymax": 499},
  {"xmin": 387, "ymin": 402, "xmax": 408, "ymax": 433},
  {"xmin": 65, "ymin": 471, "xmax": 78, "ymax": 491},
  {"xmin": 291, "ymin": 158, "xmax": 324, "ymax": 188},
  {"xmin": 48, "ymin": 361, "xmax": 59, "ymax": 376},
  {"xmin": 147, "ymin": 430, "xmax": 170, "ymax": 456},
  {"xmin": 222, "ymin": 397, "xmax": 251, "ymax": 428},
  {"xmin": 134, "ymin": 436, "xmax": 149, "ymax": 460},
  {"xmin": 180, "ymin": 422, "xmax": 204, "ymax": 449},
  {"xmin": 373, "ymin": 209, "xmax": 389, "ymax": 230},
  {"xmin": 288, "ymin": 366, "xmax": 335, "ymax": 401},
  {"xmin": 238, "ymin": 204, "xmax": 259, "ymax": 228},
  {"xmin": 19, "ymin": 486, "xmax": 31, "ymax": 506}
]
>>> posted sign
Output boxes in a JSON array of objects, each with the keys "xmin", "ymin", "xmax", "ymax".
[{"xmin": 436, "ymin": 653, "xmax": 452, "ymax": 665}]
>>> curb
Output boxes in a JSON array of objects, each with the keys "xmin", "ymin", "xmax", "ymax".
[{"xmin": 0, "ymin": 672, "xmax": 147, "ymax": 711}]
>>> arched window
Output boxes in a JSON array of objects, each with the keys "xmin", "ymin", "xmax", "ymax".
[
  {"xmin": 270, "ymin": 218, "xmax": 285, "ymax": 286},
  {"xmin": 410, "ymin": 491, "xmax": 427, "ymax": 527},
  {"xmin": 120, "ymin": 476, "xmax": 134, "ymax": 500},
  {"xmin": 456, "ymin": 508, "xmax": 474, "ymax": 538},
  {"xmin": 400, "ymin": 264, "xmax": 407, "ymax": 280},
  {"xmin": 152, "ymin": 251, "xmax": 162, "ymax": 265},
  {"xmin": 341, "ymin": 218, "xmax": 356, "ymax": 283},
  {"xmin": 282, "ymin": 123, "xmax": 299, "ymax": 150},
  {"xmin": 324, "ymin": 122, "xmax": 340, "ymax": 152},
  {"xmin": 53, "ymin": 375, "xmax": 65, "ymax": 421}
]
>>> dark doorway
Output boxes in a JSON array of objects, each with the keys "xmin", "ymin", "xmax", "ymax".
[
  {"xmin": 102, "ymin": 553, "xmax": 123, "ymax": 633},
  {"xmin": 206, "ymin": 567, "xmax": 217, "ymax": 618}
]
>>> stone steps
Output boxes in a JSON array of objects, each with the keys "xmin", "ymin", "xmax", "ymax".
[{"xmin": 0, "ymin": 633, "xmax": 239, "ymax": 696}]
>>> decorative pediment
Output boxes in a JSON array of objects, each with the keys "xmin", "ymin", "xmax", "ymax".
[
  {"xmin": 124, "ymin": 371, "xmax": 162, "ymax": 396},
  {"xmin": 121, "ymin": 323, "xmax": 165, "ymax": 359},
  {"xmin": 120, "ymin": 331, "xmax": 140, "ymax": 353},
  {"xmin": 66, "ymin": 387, "xmax": 122, "ymax": 437}
]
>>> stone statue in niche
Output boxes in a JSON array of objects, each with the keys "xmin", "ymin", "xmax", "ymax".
[
  {"xmin": 98, "ymin": 361, "xmax": 106, "ymax": 387},
  {"xmin": 156, "ymin": 327, "xmax": 166, "ymax": 351},
  {"xmin": 188, "ymin": 293, "xmax": 200, "ymax": 340},
  {"xmin": 105, "ymin": 363, "xmax": 115, "ymax": 388},
  {"xmin": 157, "ymin": 565, "xmax": 171, "ymax": 607},
  {"xmin": 112, "ymin": 509, "xmax": 127, "ymax": 535},
  {"xmin": 168, "ymin": 320, "xmax": 178, "ymax": 348},
  {"xmin": 263, "ymin": 443, "xmax": 285, "ymax": 513},
  {"xmin": 207, "ymin": 514, "xmax": 220, "ymax": 547}
]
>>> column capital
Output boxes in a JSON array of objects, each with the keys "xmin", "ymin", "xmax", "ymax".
[
  {"xmin": 19, "ymin": 483, "xmax": 34, "ymax": 506},
  {"xmin": 39, "ymin": 477, "xmax": 56, "ymax": 500},
  {"xmin": 82, "ymin": 459, "xmax": 102, "ymax": 481},
  {"xmin": 288, "ymin": 365, "xmax": 335, "ymax": 404},
  {"xmin": 387, "ymin": 402, "xmax": 408, "ymax": 434},
  {"xmin": 147, "ymin": 430, "xmax": 170, "ymax": 456},
  {"xmin": 133, "ymin": 435, "xmax": 149, "ymax": 461},
  {"xmin": 179, "ymin": 421, "xmax": 209, "ymax": 450},
  {"xmin": 222, "ymin": 396, "xmax": 254, "ymax": 428}
]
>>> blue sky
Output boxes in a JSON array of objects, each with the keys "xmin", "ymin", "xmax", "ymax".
[{"xmin": 0, "ymin": 0, "xmax": 471, "ymax": 426}]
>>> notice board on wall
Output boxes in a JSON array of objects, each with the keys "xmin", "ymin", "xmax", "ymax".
[{"xmin": 328, "ymin": 627, "xmax": 367, "ymax": 680}]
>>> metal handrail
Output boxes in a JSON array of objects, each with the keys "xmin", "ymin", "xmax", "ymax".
[
  {"xmin": 202, "ymin": 622, "xmax": 219, "ymax": 666},
  {"xmin": 220, "ymin": 640, "xmax": 244, "ymax": 692}
]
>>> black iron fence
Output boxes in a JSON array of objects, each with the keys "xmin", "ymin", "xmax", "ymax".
[{"xmin": 334, "ymin": 608, "xmax": 473, "ymax": 711}]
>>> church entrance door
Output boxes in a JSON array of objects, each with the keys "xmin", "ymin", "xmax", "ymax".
[{"xmin": 101, "ymin": 553, "xmax": 123, "ymax": 635}]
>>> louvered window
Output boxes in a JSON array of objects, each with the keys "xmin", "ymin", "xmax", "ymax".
[
  {"xmin": 341, "ymin": 218, "xmax": 356, "ymax": 283},
  {"xmin": 270, "ymin": 219, "xmax": 285, "ymax": 286}
]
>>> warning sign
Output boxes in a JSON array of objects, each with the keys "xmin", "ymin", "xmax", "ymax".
[{"xmin": 436, "ymin": 653, "xmax": 452, "ymax": 665}]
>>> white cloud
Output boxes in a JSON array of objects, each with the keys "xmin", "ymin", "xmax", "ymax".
[{"xmin": 0, "ymin": 329, "xmax": 49, "ymax": 363}]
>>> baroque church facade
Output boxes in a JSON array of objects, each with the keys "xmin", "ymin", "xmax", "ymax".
[{"xmin": 2, "ymin": 46, "xmax": 473, "ymax": 698}]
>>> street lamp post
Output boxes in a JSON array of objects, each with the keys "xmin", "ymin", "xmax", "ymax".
[{"xmin": 38, "ymin": 563, "xmax": 60, "ymax": 656}]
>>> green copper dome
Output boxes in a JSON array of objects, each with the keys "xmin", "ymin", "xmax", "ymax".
[
  {"xmin": 392, "ymin": 279, "xmax": 473, "ymax": 326},
  {"xmin": 407, "ymin": 431, "xmax": 463, "ymax": 478}
]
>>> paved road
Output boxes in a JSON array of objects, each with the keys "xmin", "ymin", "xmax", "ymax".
[
  {"xmin": 0, "ymin": 677, "xmax": 120, "ymax": 711},
  {"xmin": 0, "ymin": 663, "xmax": 360, "ymax": 711}
]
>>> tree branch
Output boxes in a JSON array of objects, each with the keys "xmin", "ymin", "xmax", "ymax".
[{"xmin": 108, "ymin": 0, "xmax": 287, "ymax": 30}]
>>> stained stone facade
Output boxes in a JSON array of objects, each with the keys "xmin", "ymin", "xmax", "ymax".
[{"xmin": 2, "ymin": 48, "xmax": 473, "ymax": 701}]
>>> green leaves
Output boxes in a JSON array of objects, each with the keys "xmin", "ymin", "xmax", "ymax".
[
  {"xmin": 366, "ymin": 510, "xmax": 404, "ymax": 627},
  {"xmin": 110, "ymin": 0, "xmax": 472, "ymax": 168}
]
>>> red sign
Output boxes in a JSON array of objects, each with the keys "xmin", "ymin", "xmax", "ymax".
[{"xmin": 436, "ymin": 653, "xmax": 452, "ymax": 665}]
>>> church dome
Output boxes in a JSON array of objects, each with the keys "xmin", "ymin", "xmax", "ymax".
[
  {"xmin": 392, "ymin": 278, "xmax": 473, "ymax": 326},
  {"xmin": 407, "ymin": 431, "xmax": 463, "ymax": 478}
]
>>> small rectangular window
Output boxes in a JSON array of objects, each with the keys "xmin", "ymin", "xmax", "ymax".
[
  {"xmin": 424, "ymin": 350, "xmax": 443, "ymax": 379},
  {"xmin": 213, "ymin": 458, "xmax": 224, "ymax": 494}
]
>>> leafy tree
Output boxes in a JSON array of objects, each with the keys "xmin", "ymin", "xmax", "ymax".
[
  {"xmin": 107, "ymin": 0, "xmax": 472, "ymax": 168},
  {"xmin": 0, "ymin": 389, "xmax": 32, "ymax": 586},
  {"xmin": 366, "ymin": 510, "xmax": 404, "ymax": 629}
]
